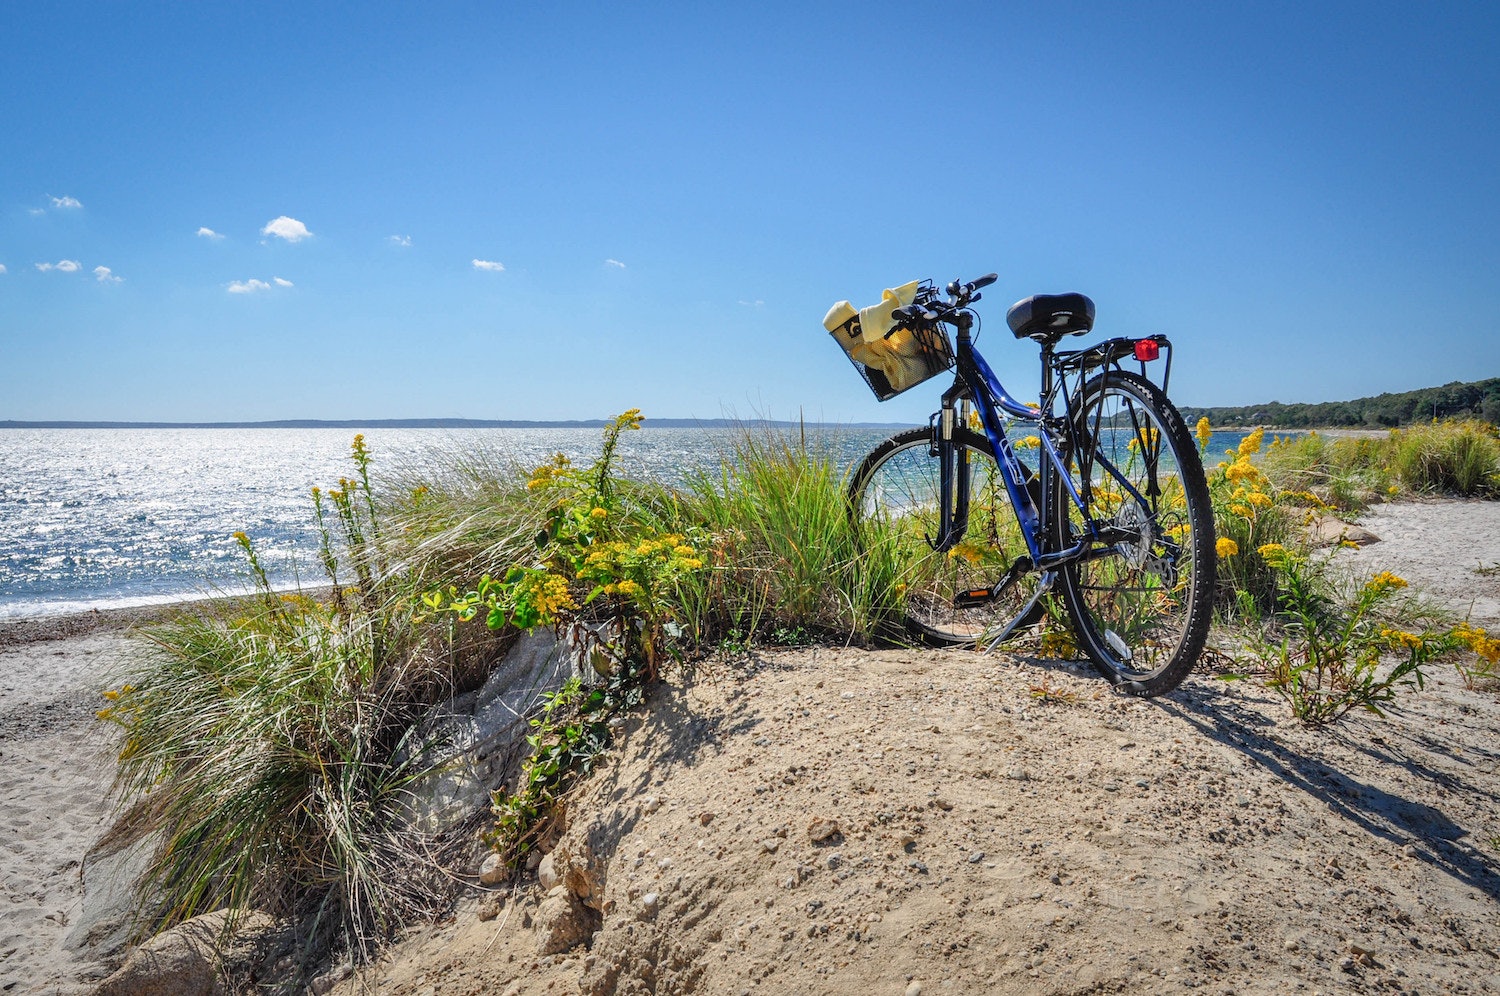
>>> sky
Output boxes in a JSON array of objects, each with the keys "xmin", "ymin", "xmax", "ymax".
[{"xmin": 2, "ymin": 2, "xmax": 1497, "ymax": 425}]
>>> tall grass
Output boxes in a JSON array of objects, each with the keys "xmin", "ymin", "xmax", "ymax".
[
  {"xmin": 675, "ymin": 429, "xmax": 905, "ymax": 644},
  {"xmin": 98, "ymin": 438, "xmax": 499, "ymax": 960},
  {"xmin": 1255, "ymin": 420, "xmax": 1499, "ymax": 511},
  {"xmin": 1389, "ymin": 420, "xmax": 1500, "ymax": 494}
]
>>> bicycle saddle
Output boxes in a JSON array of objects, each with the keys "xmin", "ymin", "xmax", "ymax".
[{"xmin": 1006, "ymin": 293, "xmax": 1096, "ymax": 343}]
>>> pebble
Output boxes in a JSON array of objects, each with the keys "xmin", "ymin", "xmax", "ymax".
[
  {"xmin": 905, "ymin": 983, "xmax": 923, "ymax": 996},
  {"xmin": 761, "ymin": 839, "xmax": 781, "ymax": 854},
  {"xmin": 479, "ymin": 852, "xmax": 507, "ymax": 886},
  {"xmin": 968, "ymin": 851, "xmax": 984, "ymax": 864}
]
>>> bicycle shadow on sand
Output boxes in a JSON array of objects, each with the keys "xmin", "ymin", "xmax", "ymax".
[{"xmin": 1152, "ymin": 681, "xmax": 1500, "ymax": 904}]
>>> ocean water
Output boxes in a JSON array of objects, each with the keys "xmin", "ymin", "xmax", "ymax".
[{"xmin": 0, "ymin": 424, "xmax": 1270, "ymax": 619}]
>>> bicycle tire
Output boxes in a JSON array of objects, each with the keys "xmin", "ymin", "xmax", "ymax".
[
  {"xmin": 1052, "ymin": 371, "xmax": 1215, "ymax": 696},
  {"xmin": 849, "ymin": 426, "xmax": 1045, "ymax": 646}
]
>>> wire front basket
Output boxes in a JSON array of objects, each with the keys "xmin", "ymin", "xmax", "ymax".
[{"xmin": 828, "ymin": 319, "xmax": 955, "ymax": 402}]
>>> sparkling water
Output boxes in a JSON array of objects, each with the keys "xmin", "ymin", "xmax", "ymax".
[{"xmin": 0, "ymin": 425, "xmax": 1269, "ymax": 619}]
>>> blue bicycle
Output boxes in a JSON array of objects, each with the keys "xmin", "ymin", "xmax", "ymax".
[{"xmin": 830, "ymin": 274, "xmax": 1215, "ymax": 697}]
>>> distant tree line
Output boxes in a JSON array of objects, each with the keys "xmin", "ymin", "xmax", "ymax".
[{"xmin": 1177, "ymin": 378, "xmax": 1500, "ymax": 429}]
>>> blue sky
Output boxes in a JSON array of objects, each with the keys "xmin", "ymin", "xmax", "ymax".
[{"xmin": 2, "ymin": 2, "xmax": 1497, "ymax": 424}]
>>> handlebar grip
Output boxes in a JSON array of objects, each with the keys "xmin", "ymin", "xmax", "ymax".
[{"xmin": 969, "ymin": 273, "xmax": 998, "ymax": 291}]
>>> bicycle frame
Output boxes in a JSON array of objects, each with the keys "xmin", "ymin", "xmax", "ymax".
[{"xmin": 929, "ymin": 311, "xmax": 1171, "ymax": 575}]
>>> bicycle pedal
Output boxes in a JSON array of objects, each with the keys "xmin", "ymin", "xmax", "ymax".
[{"xmin": 953, "ymin": 588, "xmax": 997, "ymax": 607}]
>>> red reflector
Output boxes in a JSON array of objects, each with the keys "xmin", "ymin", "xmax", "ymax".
[{"xmin": 1133, "ymin": 339, "xmax": 1160, "ymax": 362}]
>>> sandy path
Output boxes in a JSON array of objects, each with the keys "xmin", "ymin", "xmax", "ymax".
[
  {"xmin": 1338, "ymin": 498, "xmax": 1500, "ymax": 628},
  {"xmin": 0, "ymin": 621, "xmax": 133, "ymax": 995}
]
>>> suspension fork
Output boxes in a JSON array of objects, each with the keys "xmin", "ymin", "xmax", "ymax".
[{"xmin": 929, "ymin": 381, "xmax": 971, "ymax": 552}]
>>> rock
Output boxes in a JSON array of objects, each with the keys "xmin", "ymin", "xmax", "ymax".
[
  {"xmin": 906, "ymin": 982, "xmax": 923, "ymax": 996},
  {"xmin": 968, "ymin": 851, "xmax": 985, "ymax": 864},
  {"xmin": 698, "ymin": 811, "xmax": 715, "ymax": 826},
  {"xmin": 92, "ymin": 909, "xmax": 276, "ymax": 996},
  {"xmin": 1310, "ymin": 515, "xmax": 1380, "ymax": 548},
  {"xmin": 760, "ymin": 839, "xmax": 781, "ymax": 854},
  {"xmin": 65, "ymin": 837, "xmax": 155, "ymax": 961},
  {"xmin": 537, "ymin": 852, "xmax": 560, "ymax": 891},
  {"xmin": 534, "ymin": 889, "xmax": 599, "ymax": 955},
  {"xmin": 807, "ymin": 817, "xmax": 841, "ymax": 844},
  {"xmin": 399, "ymin": 621, "xmax": 620, "ymax": 835},
  {"xmin": 479, "ymin": 852, "xmax": 507, "ymax": 886},
  {"xmin": 546, "ymin": 837, "xmax": 609, "ymax": 912},
  {"xmin": 309, "ymin": 961, "xmax": 352, "ymax": 995},
  {"xmin": 642, "ymin": 796, "xmax": 662, "ymax": 814}
]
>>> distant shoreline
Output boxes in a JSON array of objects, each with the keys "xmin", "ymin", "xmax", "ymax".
[{"xmin": 0, "ymin": 418, "xmax": 907, "ymax": 430}]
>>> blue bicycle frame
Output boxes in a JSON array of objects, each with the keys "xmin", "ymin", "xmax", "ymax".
[{"xmin": 930, "ymin": 310, "xmax": 1169, "ymax": 576}]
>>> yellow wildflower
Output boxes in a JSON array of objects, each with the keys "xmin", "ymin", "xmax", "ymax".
[
  {"xmin": 1216, "ymin": 537, "xmax": 1239, "ymax": 558},
  {"xmin": 591, "ymin": 507, "xmax": 608, "ymax": 519},
  {"xmin": 1381, "ymin": 628, "xmax": 1425, "ymax": 652},
  {"xmin": 1195, "ymin": 417, "xmax": 1212, "ymax": 451},
  {"xmin": 1246, "ymin": 492, "xmax": 1273, "ymax": 507},
  {"xmin": 1229, "ymin": 503, "xmax": 1253, "ymax": 518},
  {"xmin": 1236, "ymin": 428, "xmax": 1264, "ymax": 460},
  {"xmin": 948, "ymin": 542, "xmax": 987, "ymax": 566},
  {"xmin": 1015, "ymin": 435, "xmax": 1041, "ymax": 450},
  {"xmin": 1364, "ymin": 571, "xmax": 1408, "ymax": 595}
]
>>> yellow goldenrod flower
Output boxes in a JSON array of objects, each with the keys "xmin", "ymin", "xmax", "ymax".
[
  {"xmin": 1216, "ymin": 537, "xmax": 1239, "ymax": 558},
  {"xmin": 1195, "ymin": 417, "xmax": 1212, "ymax": 451},
  {"xmin": 1246, "ymin": 492, "xmax": 1273, "ymax": 507},
  {"xmin": 1236, "ymin": 428, "xmax": 1264, "ymax": 460},
  {"xmin": 591, "ymin": 507, "xmax": 608, "ymax": 519},
  {"xmin": 1381, "ymin": 628, "xmax": 1425, "ymax": 652},
  {"xmin": 1364, "ymin": 571, "xmax": 1408, "ymax": 595},
  {"xmin": 1015, "ymin": 435, "xmax": 1041, "ymax": 450},
  {"xmin": 1229, "ymin": 503, "xmax": 1253, "ymax": 518}
]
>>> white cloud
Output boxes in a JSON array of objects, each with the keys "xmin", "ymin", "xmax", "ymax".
[
  {"xmin": 261, "ymin": 216, "xmax": 313, "ymax": 242},
  {"xmin": 28, "ymin": 208, "xmax": 44, "ymax": 216},
  {"xmin": 93, "ymin": 266, "xmax": 122, "ymax": 284},
  {"xmin": 227, "ymin": 279, "xmax": 272, "ymax": 294},
  {"xmin": 605, "ymin": 258, "xmax": 626, "ymax": 269},
  {"xmin": 50, "ymin": 195, "xmax": 82, "ymax": 209},
  {"xmin": 273, "ymin": 277, "xmax": 293, "ymax": 287},
  {"xmin": 388, "ymin": 235, "xmax": 412, "ymax": 247},
  {"xmin": 738, "ymin": 299, "xmax": 766, "ymax": 308},
  {"xmin": 196, "ymin": 227, "xmax": 225, "ymax": 240},
  {"xmin": 0, "ymin": 264, "xmax": 7, "ymax": 275},
  {"xmin": 472, "ymin": 258, "xmax": 505, "ymax": 272},
  {"xmin": 36, "ymin": 260, "xmax": 82, "ymax": 273}
]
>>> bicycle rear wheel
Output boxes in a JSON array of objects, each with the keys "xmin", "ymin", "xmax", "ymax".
[
  {"xmin": 1052, "ymin": 371, "xmax": 1214, "ymax": 696},
  {"xmin": 849, "ymin": 427, "xmax": 1044, "ymax": 646}
]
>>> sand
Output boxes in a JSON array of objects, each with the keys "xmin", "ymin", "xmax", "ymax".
[{"xmin": 5, "ymin": 501, "xmax": 1500, "ymax": 995}]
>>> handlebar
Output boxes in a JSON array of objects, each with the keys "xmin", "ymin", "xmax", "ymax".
[{"xmin": 892, "ymin": 272, "xmax": 999, "ymax": 325}]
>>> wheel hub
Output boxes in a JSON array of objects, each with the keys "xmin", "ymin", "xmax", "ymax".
[{"xmin": 1113, "ymin": 500, "xmax": 1153, "ymax": 568}]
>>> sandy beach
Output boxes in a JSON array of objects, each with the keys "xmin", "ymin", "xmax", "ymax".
[{"xmin": 5, "ymin": 501, "xmax": 1500, "ymax": 994}]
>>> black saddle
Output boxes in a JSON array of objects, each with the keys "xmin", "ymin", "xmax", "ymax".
[{"xmin": 1006, "ymin": 293, "xmax": 1095, "ymax": 343}]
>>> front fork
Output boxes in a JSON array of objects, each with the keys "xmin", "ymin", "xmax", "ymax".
[{"xmin": 928, "ymin": 393, "xmax": 971, "ymax": 552}]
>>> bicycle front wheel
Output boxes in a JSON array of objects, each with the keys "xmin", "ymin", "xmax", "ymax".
[
  {"xmin": 1052, "ymin": 371, "xmax": 1214, "ymax": 696},
  {"xmin": 849, "ymin": 427, "xmax": 1044, "ymax": 646}
]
